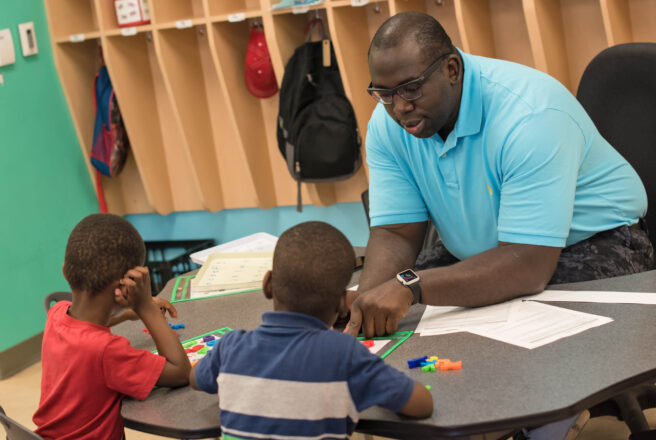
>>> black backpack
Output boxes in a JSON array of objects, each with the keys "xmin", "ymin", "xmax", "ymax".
[{"xmin": 277, "ymin": 19, "xmax": 362, "ymax": 211}]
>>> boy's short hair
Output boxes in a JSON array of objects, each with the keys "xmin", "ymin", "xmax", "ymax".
[
  {"xmin": 64, "ymin": 214, "xmax": 146, "ymax": 295},
  {"xmin": 272, "ymin": 221, "xmax": 355, "ymax": 317}
]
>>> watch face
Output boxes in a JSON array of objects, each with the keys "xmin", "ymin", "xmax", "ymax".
[{"xmin": 398, "ymin": 270, "xmax": 418, "ymax": 283}]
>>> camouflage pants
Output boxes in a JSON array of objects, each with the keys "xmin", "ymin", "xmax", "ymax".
[{"xmin": 415, "ymin": 219, "xmax": 655, "ymax": 284}]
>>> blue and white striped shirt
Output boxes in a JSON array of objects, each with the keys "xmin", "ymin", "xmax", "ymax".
[{"xmin": 195, "ymin": 311, "xmax": 415, "ymax": 440}]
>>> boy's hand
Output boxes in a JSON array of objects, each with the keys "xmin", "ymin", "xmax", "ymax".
[
  {"xmin": 108, "ymin": 297, "xmax": 178, "ymax": 326},
  {"xmin": 153, "ymin": 297, "xmax": 178, "ymax": 319},
  {"xmin": 119, "ymin": 266, "xmax": 153, "ymax": 313}
]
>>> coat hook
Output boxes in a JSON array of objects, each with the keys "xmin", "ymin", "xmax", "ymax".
[
  {"xmin": 198, "ymin": 26, "xmax": 205, "ymax": 36},
  {"xmin": 146, "ymin": 31, "xmax": 152, "ymax": 41},
  {"xmin": 373, "ymin": 3, "xmax": 381, "ymax": 12},
  {"xmin": 436, "ymin": 0, "xmax": 443, "ymax": 5}
]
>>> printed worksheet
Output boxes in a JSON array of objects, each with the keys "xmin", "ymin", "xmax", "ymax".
[
  {"xmin": 192, "ymin": 252, "xmax": 273, "ymax": 292},
  {"xmin": 190, "ymin": 233, "xmax": 278, "ymax": 265}
]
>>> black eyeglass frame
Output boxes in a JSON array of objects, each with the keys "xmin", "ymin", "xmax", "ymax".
[{"xmin": 367, "ymin": 52, "xmax": 453, "ymax": 105}]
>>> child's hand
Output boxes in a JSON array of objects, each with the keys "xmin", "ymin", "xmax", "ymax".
[
  {"xmin": 153, "ymin": 297, "xmax": 178, "ymax": 319},
  {"xmin": 108, "ymin": 296, "xmax": 178, "ymax": 326},
  {"xmin": 118, "ymin": 266, "xmax": 152, "ymax": 312}
]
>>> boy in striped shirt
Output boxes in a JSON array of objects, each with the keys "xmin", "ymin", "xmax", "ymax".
[{"xmin": 190, "ymin": 221, "xmax": 432, "ymax": 440}]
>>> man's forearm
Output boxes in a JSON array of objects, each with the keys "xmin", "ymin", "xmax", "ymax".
[
  {"xmin": 359, "ymin": 223, "xmax": 426, "ymax": 292},
  {"xmin": 418, "ymin": 242, "xmax": 561, "ymax": 307}
]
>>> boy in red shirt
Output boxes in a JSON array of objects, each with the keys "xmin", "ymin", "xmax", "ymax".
[{"xmin": 33, "ymin": 214, "xmax": 191, "ymax": 440}]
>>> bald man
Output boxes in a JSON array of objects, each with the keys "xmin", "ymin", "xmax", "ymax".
[{"xmin": 346, "ymin": 12, "xmax": 652, "ymax": 339}]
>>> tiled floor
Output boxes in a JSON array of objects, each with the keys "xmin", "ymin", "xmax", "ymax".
[{"xmin": 1, "ymin": 362, "xmax": 654, "ymax": 439}]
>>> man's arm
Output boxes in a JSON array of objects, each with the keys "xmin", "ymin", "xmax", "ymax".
[
  {"xmin": 346, "ymin": 222, "xmax": 426, "ymax": 336},
  {"xmin": 347, "ymin": 236, "xmax": 561, "ymax": 337}
]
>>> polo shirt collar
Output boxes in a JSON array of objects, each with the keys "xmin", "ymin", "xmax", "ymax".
[
  {"xmin": 261, "ymin": 311, "xmax": 330, "ymax": 331},
  {"xmin": 453, "ymin": 49, "xmax": 483, "ymax": 139}
]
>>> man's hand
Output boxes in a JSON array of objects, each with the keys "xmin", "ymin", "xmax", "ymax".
[{"xmin": 345, "ymin": 278, "xmax": 414, "ymax": 338}]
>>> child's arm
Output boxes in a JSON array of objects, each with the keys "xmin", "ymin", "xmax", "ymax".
[
  {"xmin": 399, "ymin": 382, "xmax": 433, "ymax": 418},
  {"xmin": 120, "ymin": 267, "xmax": 190, "ymax": 387},
  {"xmin": 108, "ymin": 297, "xmax": 178, "ymax": 326},
  {"xmin": 189, "ymin": 363, "xmax": 200, "ymax": 390}
]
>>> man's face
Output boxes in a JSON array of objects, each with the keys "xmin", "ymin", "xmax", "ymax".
[{"xmin": 368, "ymin": 40, "xmax": 461, "ymax": 139}]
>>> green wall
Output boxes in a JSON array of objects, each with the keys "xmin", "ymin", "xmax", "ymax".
[{"xmin": 0, "ymin": 1, "xmax": 98, "ymax": 352}]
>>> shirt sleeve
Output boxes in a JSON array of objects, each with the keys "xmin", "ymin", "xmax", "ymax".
[
  {"xmin": 366, "ymin": 107, "xmax": 429, "ymax": 227},
  {"xmin": 194, "ymin": 335, "xmax": 225, "ymax": 394},
  {"xmin": 102, "ymin": 336, "xmax": 166, "ymax": 400},
  {"xmin": 347, "ymin": 338, "xmax": 414, "ymax": 413},
  {"xmin": 497, "ymin": 109, "xmax": 585, "ymax": 247}
]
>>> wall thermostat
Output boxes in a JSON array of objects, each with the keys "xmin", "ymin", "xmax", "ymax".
[{"xmin": 18, "ymin": 22, "xmax": 38, "ymax": 57}]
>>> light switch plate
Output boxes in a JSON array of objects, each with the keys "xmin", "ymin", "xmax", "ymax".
[
  {"xmin": 0, "ymin": 28, "xmax": 16, "ymax": 66},
  {"xmin": 18, "ymin": 22, "xmax": 38, "ymax": 57}
]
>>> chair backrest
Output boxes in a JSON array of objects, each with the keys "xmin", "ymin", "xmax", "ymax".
[
  {"xmin": 43, "ymin": 291, "xmax": 72, "ymax": 313},
  {"xmin": 576, "ymin": 43, "xmax": 656, "ymax": 250},
  {"xmin": 0, "ymin": 407, "xmax": 43, "ymax": 440}
]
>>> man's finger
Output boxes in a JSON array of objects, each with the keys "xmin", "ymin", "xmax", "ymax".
[
  {"xmin": 374, "ymin": 310, "xmax": 387, "ymax": 336},
  {"xmin": 385, "ymin": 315, "xmax": 400, "ymax": 335},
  {"xmin": 362, "ymin": 309, "xmax": 376, "ymax": 339},
  {"xmin": 345, "ymin": 302, "xmax": 363, "ymax": 337}
]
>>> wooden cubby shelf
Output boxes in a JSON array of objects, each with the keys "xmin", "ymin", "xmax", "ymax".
[{"xmin": 44, "ymin": 0, "xmax": 656, "ymax": 215}]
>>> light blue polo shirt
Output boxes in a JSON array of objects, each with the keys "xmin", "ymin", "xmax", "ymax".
[{"xmin": 366, "ymin": 51, "xmax": 646, "ymax": 260}]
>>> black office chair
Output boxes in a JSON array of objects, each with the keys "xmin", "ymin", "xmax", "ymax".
[
  {"xmin": 577, "ymin": 42, "xmax": 656, "ymax": 439},
  {"xmin": 43, "ymin": 291, "xmax": 72, "ymax": 313},
  {"xmin": 0, "ymin": 406, "xmax": 43, "ymax": 440}
]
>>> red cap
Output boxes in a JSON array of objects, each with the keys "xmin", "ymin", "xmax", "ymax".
[{"xmin": 244, "ymin": 27, "xmax": 279, "ymax": 99}]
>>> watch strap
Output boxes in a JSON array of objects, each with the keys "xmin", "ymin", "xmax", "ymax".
[{"xmin": 408, "ymin": 282, "xmax": 421, "ymax": 305}]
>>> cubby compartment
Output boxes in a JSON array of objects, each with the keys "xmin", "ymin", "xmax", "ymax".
[
  {"xmin": 616, "ymin": 0, "xmax": 656, "ymax": 43},
  {"xmin": 44, "ymin": 0, "xmax": 100, "ymax": 40},
  {"xmin": 207, "ymin": 0, "xmax": 261, "ymax": 18},
  {"xmin": 149, "ymin": 0, "xmax": 206, "ymax": 24},
  {"xmin": 562, "ymin": 0, "xmax": 607, "ymax": 90},
  {"xmin": 391, "ymin": 0, "xmax": 462, "ymax": 48},
  {"xmin": 51, "ymin": 39, "xmax": 150, "ymax": 214},
  {"xmin": 267, "ymin": 8, "xmax": 343, "ymax": 206},
  {"xmin": 103, "ymin": 33, "xmax": 177, "ymax": 214},
  {"xmin": 207, "ymin": 20, "xmax": 285, "ymax": 207},
  {"xmin": 46, "ymin": 1, "xmax": 655, "ymax": 215}
]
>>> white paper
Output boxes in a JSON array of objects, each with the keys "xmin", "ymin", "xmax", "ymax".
[
  {"xmin": 228, "ymin": 13, "xmax": 246, "ymax": 22},
  {"xmin": 190, "ymin": 232, "xmax": 278, "ymax": 265},
  {"xmin": 192, "ymin": 252, "xmax": 273, "ymax": 292},
  {"xmin": 360, "ymin": 339, "xmax": 390, "ymax": 355},
  {"xmin": 175, "ymin": 19, "xmax": 192, "ymax": 29},
  {"xmin": 416, "ymin": 302, "xmax": 515, "ymax": 335},
  {"xmin": 121, "ymin": 27, "xmax": 137, "ymax": 36},
  {"xmin": 466, "ymin": 301, "xmax": 612, "ymax": 349},
  {"xmin": 525, "ymin": 290, "xmax": 656, "ymax": 305},
  {"xmin": 189, "ymin": 283, "xmax": 258, "ymax": 300}
]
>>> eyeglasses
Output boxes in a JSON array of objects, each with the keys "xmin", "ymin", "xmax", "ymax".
[{"xmin": 367, "ymin": 52, "xmax": 452, "ymax": 105}]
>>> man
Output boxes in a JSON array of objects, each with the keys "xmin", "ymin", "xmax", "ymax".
[{"xmin": 345, "ymin": 12, "xmax": 653, "ymax": 340}]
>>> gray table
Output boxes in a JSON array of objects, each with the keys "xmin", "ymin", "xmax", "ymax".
[{"xmin": 116, "ymin": 270, "xmax": 656, "ymax": 439}]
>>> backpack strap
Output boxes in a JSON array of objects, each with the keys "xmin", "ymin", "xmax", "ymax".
[
  {"xmin": 95, "ymin": 169, "xmax": 108, "ymax": 213},
  {"xmin": 305, "ymin": 18, "xmax": 327, "ymax": 42}
]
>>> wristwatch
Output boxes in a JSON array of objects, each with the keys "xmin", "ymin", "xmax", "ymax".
[{"xmin": 396, "ymin": 269, "xmax": 421, "ymax": 305}]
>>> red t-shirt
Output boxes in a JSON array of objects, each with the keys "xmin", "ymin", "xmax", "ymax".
[{"xmin": 33, "ymin": 301, "xmax": 166, "ymax": 440}]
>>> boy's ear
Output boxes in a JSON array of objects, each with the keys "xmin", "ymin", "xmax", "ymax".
[
  {"xmin": 61, "ymin": 263, "xmax": 67, "ymax": 282},
  {"xmin": 262, "ymin": 270, "xmax": 273, "ymax": 300}
]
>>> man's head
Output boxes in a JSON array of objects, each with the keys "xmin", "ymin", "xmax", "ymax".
[
  {"xmin": 368, "ymin": 12, "xmax": 463, "ymax": 139},
  {"xmin": 63, "ymin": 214, "xmax": 146, "ymax": 295},
  {"xmin": 263, "ymin": 222, "xmax": 355, "ymax": 324}
]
